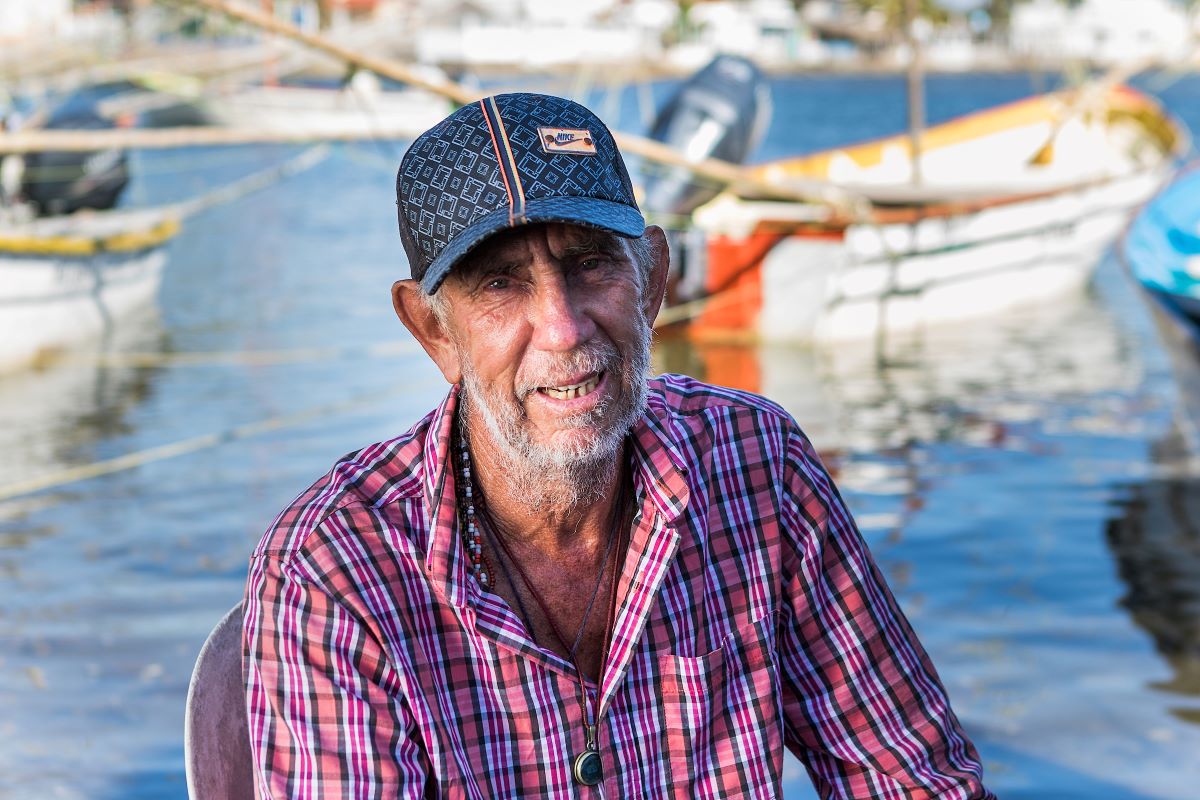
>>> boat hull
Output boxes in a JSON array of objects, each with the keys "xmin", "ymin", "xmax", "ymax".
[
  {"xmin": 0, "ymin": 248, "xmax": 167, "ymax": 369},
  {"xmin": 667, "ymin": 86, "xmax": 1185, "ymax": 344},
  {"xmin": 784, "ymin": 169, "xmax": 1165, "ymax": 342},
  {"xmin": 0, "ymin": 209, "xmax": 176, "ymax": 370},
  {"xmin": 203, "ymin": 85, "xmax": 449, "ymax": 138},
  {"xmin": 1121, "ymin": 162, "xmax": 1200, "ymax": 350}
]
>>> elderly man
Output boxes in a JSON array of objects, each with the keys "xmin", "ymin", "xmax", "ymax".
[{"xmin": 244, "ymin": 93, "xmax": 994, "ymax": 798}]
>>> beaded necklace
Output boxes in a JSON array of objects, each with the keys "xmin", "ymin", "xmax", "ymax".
[{"xmin": 452, "ymin": 421, "xmax": 492, "ymax": 589}]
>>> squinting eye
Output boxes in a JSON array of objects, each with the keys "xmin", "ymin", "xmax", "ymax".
[
  {"xmin": 485, "ymin": 277, "xmax": 509, "ymax": 290},
  {"xmin": 579, "ymin": 257, "xmax": 602, "ymax": 271}
]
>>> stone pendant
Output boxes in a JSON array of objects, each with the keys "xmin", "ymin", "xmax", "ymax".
[{"xmin": 572, "ymin": 749, "xmax": 602, "ymax": 786}]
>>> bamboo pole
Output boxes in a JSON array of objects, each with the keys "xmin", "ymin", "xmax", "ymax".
[
  {"xmin": 0, "ymin": 123, "xmax": 846, "ymax": 213},
  {"xmin": 0, "ymin": 0, "xmax": 860, "ymax": 212},
  {"xmin": 165, "ymin": 0, "xmax": 477, "ymax": 104},
  {"xmin": 0, "ymin": 125, "xmax": 434, "ymax": 153},
  {"xmin": 157, "ymin": 0, "xmax": 859, "ymax": 212},
  {"xmin": 903, "ymin": 0, "xmax": 924, "ymax": 186}
]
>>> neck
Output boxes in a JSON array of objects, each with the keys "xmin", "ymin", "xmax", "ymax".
[{"xmin": 463, "ymin": 413, "xmax": 624, "ymax": 551}]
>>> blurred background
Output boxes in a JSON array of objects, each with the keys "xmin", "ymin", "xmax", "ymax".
[{"xmin": 3, "ymin": 1, "xmax": 1200, "ymax": 798}]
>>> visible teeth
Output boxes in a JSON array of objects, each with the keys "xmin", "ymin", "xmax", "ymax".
[{"xmin": 542, "ymin": 374, "xmax": 600, "ymax": 400}]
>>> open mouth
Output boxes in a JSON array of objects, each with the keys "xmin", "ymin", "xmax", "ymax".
[{"xmin": 537, "ymin": 371, "xmax": 603, "ymax": 401}]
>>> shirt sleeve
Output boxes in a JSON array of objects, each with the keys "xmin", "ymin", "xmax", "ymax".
[
  {"xmin": 776, "ymin": 427, "xmax": 995, "ymax": 799},
  {"xmin": 243, "ymin": 550, "xmax": 427, "ymax": 799}
]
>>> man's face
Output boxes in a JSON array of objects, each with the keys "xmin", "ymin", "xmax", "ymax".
[{"xmin": 437, "ymin": 223, "xmax": 652, "ymax": 475}]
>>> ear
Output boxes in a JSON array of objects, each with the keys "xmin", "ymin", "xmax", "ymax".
[
  {"xmin": 639, "ymin": 225, "xmax": 670, "ymax": 322},
  {"xmin": 391, "ymin": 280, "xmax": 462, "ymax": 384}
]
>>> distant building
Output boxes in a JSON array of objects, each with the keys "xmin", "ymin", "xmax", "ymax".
[
  {"xmin": 667, "ymin": 0, "xmax": 832, "ymax": 71},
  {"xmin": 413, "ymin": 0, "xmax": 662, "ymax": 71},
  {"xmin": 1010, "ymin": 0, "xmax": 1192, "ymax": 67},
  {"xmin": 0, "ymin": 0, "xmax": 72, "ymax": 42}
]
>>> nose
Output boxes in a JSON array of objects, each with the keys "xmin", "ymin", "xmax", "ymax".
[{"xmin": 529, "ymin": 271, "xmax": 595, "ymax": 352}]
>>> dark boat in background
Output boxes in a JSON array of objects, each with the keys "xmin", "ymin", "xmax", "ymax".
[
  {"xmin": 0, "ymin": 81, "xmax": 180, "ymax": 370},
  {"xmin": 0, "ymin": 81, "xmax": 320, "ymax": 371},
  {"xmin": 18, "ymin": 82, "xmax": 135, "ymax": 217}
]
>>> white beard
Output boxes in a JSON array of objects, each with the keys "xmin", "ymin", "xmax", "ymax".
[{"xmin": 458, "ymin": 315, "xmax": 651, "ymax": 512}]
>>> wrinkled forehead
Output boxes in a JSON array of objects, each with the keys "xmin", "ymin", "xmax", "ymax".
[{"xmin": 453, "ymin": 223, "xmax": 629, "ymax": 280}]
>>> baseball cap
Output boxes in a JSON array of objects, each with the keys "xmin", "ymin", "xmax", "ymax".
[{"xmin": 396, "ymin": 93, "xmax": 646, "ymax": 293}]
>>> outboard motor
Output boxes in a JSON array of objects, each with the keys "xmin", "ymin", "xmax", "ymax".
[
  {"xmin": 22, "ymin": 85, "xmax": 130, "ymax": 217},
  {"xmin": 642, "ymin": 55, "xmax": 771, "ymax": 303},
  {"xmin": 642, "ymin": 54, "xmax": 771, "ymax": 219}
]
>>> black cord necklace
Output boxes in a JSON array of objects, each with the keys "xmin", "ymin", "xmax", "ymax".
[
  {"xmin": 485, "ymin": 509, "xmax": 619, "ymax": 664},
  {"xmin": 470, "ymin": 458, "xmax": 631, "ymax": 788}
]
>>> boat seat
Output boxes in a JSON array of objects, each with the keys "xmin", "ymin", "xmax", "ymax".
[{"xmin": 184, "ymin": 602, "xmax": 254, "ymax": 800}]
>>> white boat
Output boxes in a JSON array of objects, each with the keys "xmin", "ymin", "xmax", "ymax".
[
  {"xmin": 661, "ymin": 85, "xmax": 1188, "ymax": 344},
  {"xmin": 202, "ymin": 71, "xmax": 452, "ymax": 139},
  {"xmin": 0, "ymin": 206, "xmax": 178, "ymax": 370}
]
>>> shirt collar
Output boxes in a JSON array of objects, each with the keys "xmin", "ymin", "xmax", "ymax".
[
  {"xmin": 627, "ymin": 401, "xmax": 691, "ymax": 526},
  {"xmin": 422, "ymin": 384, "xmax": 471, "ymax": 608}
]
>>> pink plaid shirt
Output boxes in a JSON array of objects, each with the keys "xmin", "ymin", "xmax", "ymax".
[{"xmin": 244, "ymin": 374, "xmax": 993, "ymax": 799}]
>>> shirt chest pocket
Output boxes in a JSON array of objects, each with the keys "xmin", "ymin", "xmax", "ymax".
[{"xmin": 656, "ymin": 612, "xmax": 781, "ymax": 798}]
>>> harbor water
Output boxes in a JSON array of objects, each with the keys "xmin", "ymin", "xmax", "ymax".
[{"xmin": 3, "ymin": 73, "xmax": 1200, "ymax": 798}]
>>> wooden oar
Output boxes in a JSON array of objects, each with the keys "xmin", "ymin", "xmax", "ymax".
[
  {"xmin": 157, "ymin": 0, "xmax": 860, "ymax": 213},
  {"xmin": 1028, "ymin": 58, "xmax": 1155, "ymax": 166}
]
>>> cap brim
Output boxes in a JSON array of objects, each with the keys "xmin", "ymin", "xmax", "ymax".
[{"xmin": 419, "ymin": 195, "xmax": 646, "ymax": 294}]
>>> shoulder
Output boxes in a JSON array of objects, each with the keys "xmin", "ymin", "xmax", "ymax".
[
  {"xmin": 252, "ymin": 407, "xmax": 437, "ymax": 559},
  {"xmin": 639, "ymin": 373, "xmax": 805, "ymax": 476},
  {"xmin": 647, "ymin": 373, "xmax": 797, "ymax": 426},
  {"xmin": 644, "ymin": 373, "xmax": 825, "ymax": 478}
]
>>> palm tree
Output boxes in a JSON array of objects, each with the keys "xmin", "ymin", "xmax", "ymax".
[
  {"xmin": 985, "ymin": 0, "xmax": 1016, "ymax": 33},
  {"xmin": 851, "ymin": 0, "xmax": 950, "ymax": 31}
]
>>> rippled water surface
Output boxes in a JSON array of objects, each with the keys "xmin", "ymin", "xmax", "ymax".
[{"xmin": 3, "ymin": 73, "xmax": 1200, "ymax": 799}]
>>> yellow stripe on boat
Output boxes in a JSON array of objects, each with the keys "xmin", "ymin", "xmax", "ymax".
[
  {"xmin": 0, "ymin": 233, "xmax": 97, "ymax": 256},
  {"xmin": 100, "ymin": 217, "xmax": 181, "ymax": 252},
  {"xmin": 0, "ymin": 216, "xmax": 180, "ymax": 257},
  {"xmin": 751, "ymin": 85, "xmax": 1181, "ymax": 182}
]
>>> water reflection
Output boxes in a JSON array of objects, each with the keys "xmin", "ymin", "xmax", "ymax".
[
  {"xmin": 0, "ymin": 307, "xmax": 177, "ymax": 798},
  {"xmin": 0, "ymin": 305, "xmax": 166, "ymax": 503},
  {"xmin": 1106, "ymin": 301, "xmax": 1200, "ymax": 724},
  {"xmin": 656, "ymin": 285, "xmax": 1139, "ymax": 546},
  {"xmin": 661, "ymin": 291, "xmax": 1137, "ymax": 453},
  {"xmin": 1107, "ymin": 455, "xmax": 1200, "ymax": 721}
]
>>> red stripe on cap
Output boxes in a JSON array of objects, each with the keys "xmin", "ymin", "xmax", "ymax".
[
  {"xmin": 486, "ymin": 97, "xmax": 526, "ymax": 223},
  {"xmin": 479, "ymin": 99, "xmax": 515, "ymax": 226}
]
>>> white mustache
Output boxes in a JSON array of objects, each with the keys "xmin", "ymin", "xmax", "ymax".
[{"xmin": 514, "ymin": 341, "xmax": 620, "ymax": 400}]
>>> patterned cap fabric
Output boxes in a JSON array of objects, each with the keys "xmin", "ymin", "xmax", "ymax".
[{"xmin": 396, "ymin": 93, "xmax": 646, "ymax": 293}]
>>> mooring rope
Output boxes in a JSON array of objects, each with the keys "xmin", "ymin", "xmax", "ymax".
[
  {"xmin": 45, "ymin": 338, "xmax": 424, "ymax": 369},
  {"xmin": 0, "ymin": 144, "xmax": 331, "ymax": 256},
  {"xmin": 0, "ymin": 378, "xmax": 439, "ymax": 504},
  {"xmin": 172, "ymin": 143, "xmax": 330, "ymax": 219}
]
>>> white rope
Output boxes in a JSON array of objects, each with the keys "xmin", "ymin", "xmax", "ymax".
[
  {"xmin": 172, "ymin": 143, "xmax": 330, "ymax": 219},
  {"xmin": 46, "ymin": 339, "xmax": 424, "ymax": 369},
  {"xmin": 0, "ymin": 380, "xmax": 437, "ymax": 504}
]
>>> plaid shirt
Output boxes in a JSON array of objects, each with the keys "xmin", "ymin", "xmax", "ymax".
[{"xmin": 244, "ymin": 374, "xmax": 993, "ymax": 799}]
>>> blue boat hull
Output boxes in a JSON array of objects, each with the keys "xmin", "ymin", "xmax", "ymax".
[{"xmin": 1122, "ymin": 164, "xmax": 1200, "ymax": 347}]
